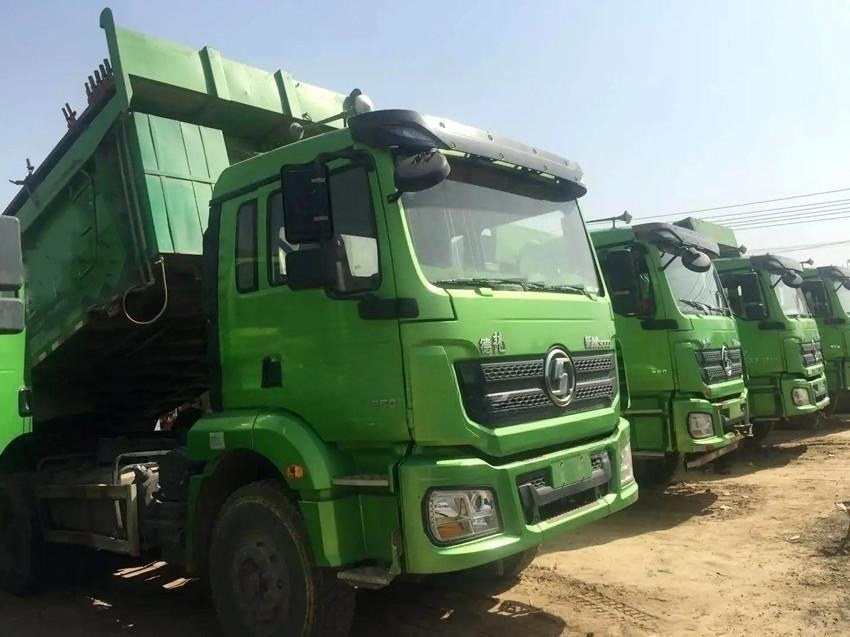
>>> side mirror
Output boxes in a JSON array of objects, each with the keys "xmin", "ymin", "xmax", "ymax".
[
  {"xmin": 682, "ymin": 248, "xmax": 712, "ymax": 273},
  {"xmin": 781, "ymin": 270, "xmax": 803, "ymax": 288},
  {"xmin": 285, "ymin": 248, "xmax": 335, "ymax": 291},
  {"xmin": 281, "ymin": 162, "xmax": 333, "ymax": 243},
  {"xmin": 393, "ymin": 150, "xmax": 450, "ymax": 194},
  {"xmin": 842, "ymin": 279, "xmax": 850, "ymax": 291},
  {"xmin": 0, "ymin": 216, "xmax": 23, "ymax": 291}
]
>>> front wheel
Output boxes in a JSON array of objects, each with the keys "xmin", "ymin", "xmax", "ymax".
[
  {"xmin": 634, "ymin": 453, "xmax": 682, "ymax": 485},
  {"xmin": 748, "ymin": 422, "xmax": 774, "ymax": 446},
  {"xmin": 209, "ymin": 480, "xmax": 354, "ymax": 637},
  {"xmin": 0, "ymin": 474, "xmax": 43, "ymax": 595}
]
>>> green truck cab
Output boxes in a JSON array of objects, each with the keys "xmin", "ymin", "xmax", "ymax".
[
  {"xmin": 592, "ymin": 222, "xmax": 750, "ymax": 480},
  {"xmin": 801, "ymin": 265, "xmax": 850, "ymax": 414},
  {"xmin": 0, "ymin": 11, "xmax": 636, "ymax": 635},
  {"xmin": 679, "ymin": 219, "xmax": 829, "ymax": 439}
]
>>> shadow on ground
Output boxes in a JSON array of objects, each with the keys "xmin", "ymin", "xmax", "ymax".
[{"xmin": 0, "ymin": 560, "xmax": 567, "ymax": 637}]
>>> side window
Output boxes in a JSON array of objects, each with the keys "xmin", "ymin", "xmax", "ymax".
[
  {"xmin": 598, "ymin": 247, "xmax": 654, "ymax": 317},
  {"xmin": 235, "ymin": 200, "xmax": 258, "ymax": 293},
  {"xmin": 802, "ymin": 280, "xmax": 831, "ymax": 317},
  {"xmin": 330, "ymin": 166, "xmax": 380, "ymax": 292}
]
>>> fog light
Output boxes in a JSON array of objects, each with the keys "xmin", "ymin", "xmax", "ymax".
[
  {"xmin": 427, "ymin": 489, "xmax": 500, "ymax": 544},
  {"xmin": 791, "ymin": 387, "xmax": 810, "ymax": 406},
  {"xmin": 688, "ymin": 413, "xmax": 714, "ymax": 439},
  {"xmin": 619, "ymin": 439, "xmax": 635, "ymax": 486}
]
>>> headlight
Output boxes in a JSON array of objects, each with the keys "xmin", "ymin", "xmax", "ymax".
[
  {"xmin": 791, "ymin": 387, "xmax": 810, "ymax": 406},
  {"xmin": 688, "ymin": 413, "xmax": 714, "ymax": 439},
  {"xmin": 619, "ymin": 439, "xmax": 635, "ymax": 486},
  {"xmin": 427, "ymin": 489, "xmax": 500, "ymax": 544}
]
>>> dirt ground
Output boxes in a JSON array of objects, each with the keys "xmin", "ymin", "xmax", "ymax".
[{"xmin": 2, "ymin": 419, "xmax": 849, "ymax": 637}]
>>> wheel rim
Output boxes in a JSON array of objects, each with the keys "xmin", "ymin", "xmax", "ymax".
[{"xmin": 231, "ymin": 532, "xmax": 291, "ymax": 628}]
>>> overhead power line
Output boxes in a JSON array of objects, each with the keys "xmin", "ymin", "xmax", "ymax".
[
  {"xmin": 705, "ymin": 203, "xmax": 850, "ymax": 227},
  {"xmin": 701, "ymin": 197, "xmax": 850, "ymax": 222},
  {"xmin": 651, "ymin": 186, "xmax": 850, "ymax": 219},
  {"xmin": 725, "ymin": 211, "xmax": 850, "ymax": 231},
  {"xmin": 755, "ymin": 238, "xmax": 850, "ymax": 253}
]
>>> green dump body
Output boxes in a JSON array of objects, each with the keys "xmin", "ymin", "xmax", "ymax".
[
  {"xmin": 678, "ymin": 218, "xmax": 829, "ymax": 424},
  {"xmin": 3, "ymin": 9, "xmax": 346, "ymax": 426},
  {"xmin": 592, "ymin": 223, "xmax": 749, "ymax": 473},
  {"xmin": 802, "ymin": 266, "xmax": 850, "ymax": 412}
]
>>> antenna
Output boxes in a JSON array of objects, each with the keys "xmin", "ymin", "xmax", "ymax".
[{"xmin": 587, "ymin": 210, "xmax": 632, "ymax": 228}]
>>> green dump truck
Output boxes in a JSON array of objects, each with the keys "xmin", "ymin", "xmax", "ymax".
[
  {"xmin": 678, "ymin": 219, "xmax": 829, "ymax": 440},
  {"xmin": 0, "ymin": 10, "xmax": 637, "ymax": 635},
  {"xmin": 591, "ymin": 222, "xmax": 750, "ymax": 481},
  {"xmin": 802, "ymin": 265, "xmax": 850, "ymax": 414}
]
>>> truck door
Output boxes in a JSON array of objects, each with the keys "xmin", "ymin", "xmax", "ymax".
[{"xmin": 217, "ymin": 161, "xmax": 409, "ymax": 443}]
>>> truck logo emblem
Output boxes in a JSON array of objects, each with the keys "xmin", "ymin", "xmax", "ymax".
[
  {"xmin": 721, "ymin": 345, "xmax": 733, "ymax": 378},
  {"xmin": 544, "ymin": 347, "xmax": 576, "ymax": 407},
  {"xmin": 478, "ymin": 331, "xmax": 506, "ymax": 356},
  {"xmin": 584, "ymin": 336, "xmax": 612, "ymax": 350}
]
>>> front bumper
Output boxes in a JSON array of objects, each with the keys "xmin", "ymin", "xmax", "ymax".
[
  {"xmin": 671, "ymin": 392, "xmax": 750, "ymax": 463},
  {"xmin": 397, "ymin": 418, "xmax": 636, "ymax": 575},
  {"xmin": 778, "ymin": 374, "xmax": 829, "ymax": 416}
]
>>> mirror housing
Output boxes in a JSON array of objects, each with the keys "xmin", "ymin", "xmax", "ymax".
[
  {"xmin": 393, "ymin": 150, "xmax": 450, "ymax": 194},
  {"xmin": 281, "ymin": 162, "xmax": 333, "ymax": 244},
  {"xmin": 0, "ymin": 216, "xmax": 23, "ymax": 292},
  {"xmin": 285, "ymin": 248, "xmax": 336, "ymax": 291},
  {"xmin": 842, "ymin": 279, "xmax": 850, "ymax": 291},
  {"xmin": 781, "ymin": 270, "xmax": 803, "ymax": 288},
  {"xmin": 681, "ymin": 248, "xmax": 712, "ymax": 273},
  {"xmin": 0, "ymin": 298, "xmax": 24, "ymax": 334}
]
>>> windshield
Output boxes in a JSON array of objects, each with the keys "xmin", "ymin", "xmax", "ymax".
[
  {"xmin": 401, "ymin": 162, "xmax": 601, "ymax": 294},
  {"xmin": 770, "ymin": 274, "xmax": 810, "ymax": 318},
  {"xmin": 660, "ymin": 250, "xmax": 727, "ymax": 315}
]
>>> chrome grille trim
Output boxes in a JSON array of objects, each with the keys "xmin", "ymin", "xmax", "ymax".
[{"xmin": 481, "ymin": 359, "xmax": 545, "ymax": 382}]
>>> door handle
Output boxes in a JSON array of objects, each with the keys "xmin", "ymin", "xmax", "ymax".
[{"xmin": 261, "ymin": 356, "xmax": 282, "ymax": 388}]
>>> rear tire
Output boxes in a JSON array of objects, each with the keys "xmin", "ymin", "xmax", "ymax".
[
  {"xmin": 209, "ymin": 480, "xmax": 354, "ymax": 637},
  {"xmin": 0, "ymin": 474, "xmax": 44, "ymax": 595}
]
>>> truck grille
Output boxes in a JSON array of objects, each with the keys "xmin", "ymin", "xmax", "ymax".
[
  {"xmin": 456, "ymin": 351, "xmax": 617, "ymax": 427},
  {"xmin": 800, "ymin": 339, "xmax": 824, "ymax": 367},
  {"xmin": 695, "ymin": 347, "xmax": 743, "ymax": 384}
]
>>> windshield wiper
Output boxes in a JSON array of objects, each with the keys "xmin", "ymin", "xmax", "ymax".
[
  {"xmin": 527, "ymin": 282, "xmax": 594, "ymax": 298},
  {"xmin": 433, "ymin": 277, "xmax": 530, "ymax": 290},
  {"xmin": 678, "ymin": 298, "xmax": 723, "ymax": 314}
]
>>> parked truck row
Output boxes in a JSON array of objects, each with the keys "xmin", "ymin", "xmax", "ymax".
[{"xmin": 0, "ymin": 9, "xmax": 845, "ymax": 637}]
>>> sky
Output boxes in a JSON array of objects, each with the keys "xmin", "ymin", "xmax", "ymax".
[{"xmin": 2, "ymin": 0, "xmax": 850, "ymax": 266}]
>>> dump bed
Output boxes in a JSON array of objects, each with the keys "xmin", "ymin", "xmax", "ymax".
[{"xmin": 3, "ymin": 9, "xmax": 347, "ymax": 428}]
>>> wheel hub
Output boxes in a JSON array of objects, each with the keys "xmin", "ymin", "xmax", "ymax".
[{"xmin": 232, "ymin": 536, "xmax": 290, "ymax": 625}]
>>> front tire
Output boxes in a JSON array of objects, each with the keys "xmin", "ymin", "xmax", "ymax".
[
  {"xmin": 0, "ymin": 474, "xmax": 43, "ymax": 595},
  {"xmin": 634, "ymin": 453, "xmax": 682, "ymax": 485},
  {"xmin": 209, "ymin": 480, "xmax": 354, "ymax": 637},
  {"xmin": 749, "ymin": 421, "xmax": 774, "ymax": 446}
]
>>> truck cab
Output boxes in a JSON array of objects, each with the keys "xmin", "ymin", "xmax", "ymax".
[
  {"xmin": 592, "ymin": 222, "xmax": 750, "ymax": 480},
  {"xmin": 715, "ymin": 254, "xmax": 828, "ymax": 434},
  {"xmin": 0, "ymin": 11, "xmax": 637, "ymax": 636},
  {"xmin": 801, "ymin": 265, "xmax": 850, "ymax": 414}
]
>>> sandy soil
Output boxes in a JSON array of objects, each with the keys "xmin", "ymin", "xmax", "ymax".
[{"xmin": 1, "ymin": 419, "xmax": 849, "ymax": 636}]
